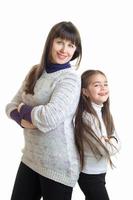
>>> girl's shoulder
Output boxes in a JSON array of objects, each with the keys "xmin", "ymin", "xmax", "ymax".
[{"xmin": 82, "ymin": 111, "xmax": 95, "ymax": 123}]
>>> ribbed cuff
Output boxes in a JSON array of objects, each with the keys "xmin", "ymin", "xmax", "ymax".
[
  {"xmin": 10, "ymin": 109, "xmax": 21, "ymax": 125},
  {"xmin": 19, "ymin": 104, "xmax": 33, "ymax": 123}
]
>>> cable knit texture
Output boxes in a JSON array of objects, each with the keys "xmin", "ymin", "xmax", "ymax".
[{"xmin": 5, "ymin": 67, "xmax": 81, "ymax": 187}]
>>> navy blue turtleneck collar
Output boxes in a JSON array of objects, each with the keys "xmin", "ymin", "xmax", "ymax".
[{"xmin": 46, "ymin": 62, "xmax": 71, "ymax": 73}]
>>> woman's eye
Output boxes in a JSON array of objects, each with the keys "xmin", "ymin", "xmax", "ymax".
[
  {"xmin": 69, "ymin": 44, "xmax": 74, "ymax": 47},
  {"xmin": 57, "ymin": 41, "xmax": 62, "ymax": 44},
  {"xmin": 69, "ymin": 43, "xmax": 75, "ymax": 48}
]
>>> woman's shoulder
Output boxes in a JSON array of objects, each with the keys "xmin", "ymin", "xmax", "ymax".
[
  {"xmin": 60, "ymin": 67, "xmax": 81, "ymax": 82},
  {"xmin": 24, "ymin": 64, "xmax": 39, "ymax": 79}
]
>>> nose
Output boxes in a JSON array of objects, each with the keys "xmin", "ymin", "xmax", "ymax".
[
  {"xmin": 101, "ymin": 85, "xmax": 105, "ymax": 90},
  {"xmin": 60, "ymin": 44, "xmax": 67, "ymax": 52}
]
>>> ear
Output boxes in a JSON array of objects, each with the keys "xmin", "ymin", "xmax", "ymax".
[{"xmin": 82, "ymin": 88, "xmax": 88, "ymax": 97}]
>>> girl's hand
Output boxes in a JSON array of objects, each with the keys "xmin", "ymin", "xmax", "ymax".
[
  {"xmin": 21, "ymin": 119, "xmax": 36, "ymax": 129},
  {"xmin": 101, "ymin": 136, "xmax": 109, "ymax": 144}
]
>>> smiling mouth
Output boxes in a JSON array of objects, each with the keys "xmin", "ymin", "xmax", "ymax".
[
  {"xmin": 57, "ymin": 53, "xmax": 67, "ymax": 59},
  {"xmin": 98, "ymin": 93, "xmax": 108, "ymax": 96}
]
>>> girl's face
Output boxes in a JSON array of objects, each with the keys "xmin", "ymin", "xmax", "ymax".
[
  {"xmin": 50, "ymin": 37, "xmax": 77, "ymax": 64},
  {"xmin": 83, "ymin": 73, "xmax": 109, "ymax": 105}
]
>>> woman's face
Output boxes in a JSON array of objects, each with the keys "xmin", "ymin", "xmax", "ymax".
[
  {"xmin": 50, "ymin": 37, "xmax": 77, "ymax": 64},
  {"xmin": 83, "ymin": 73, "xmax": 109, "ymax": 105}
]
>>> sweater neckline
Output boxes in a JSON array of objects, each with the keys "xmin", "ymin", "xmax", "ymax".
[
  {"xmin": 91, "ymin": 102, "xmax": 103, "ymax": 112},
  {"xmin": 46, "ymin": 62, "xmax": 71, "ymax": 73}
]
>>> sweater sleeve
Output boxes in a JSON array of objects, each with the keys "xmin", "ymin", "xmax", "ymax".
[
  {"xmin": 103, "ymin": 133, "xmax": 121, "ymax": 156},
  {"xmin": 82, "ymin": 112, "xmax": 121, "ymax": 156},
  {"xmin": 5, "ymin": 82, "xmax": 25, "ymax": 118},
  {"xmin": 31, "ymin": 72, "xmax": 81, "ymax": 133},
  {"xmin": 5, "ymin": 66, "xmax": 36, "ymax": 118}
]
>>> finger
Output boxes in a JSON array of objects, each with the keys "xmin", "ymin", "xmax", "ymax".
[
  {"xmin": 18, "ymin": 103, "xmax": 24, "ymax": 112},
  {"xmin": 21, "ymin": 119, "xmax": 35, "ymax": 129}
]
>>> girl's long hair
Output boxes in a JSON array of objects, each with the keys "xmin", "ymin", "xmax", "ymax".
[
  {"xmin": 75, "ymin": 70, "xmax": 115, "ymax": 169},
  {"xmin": 24, "ymin": 21, "xmax": 82, "ymax": 94}
]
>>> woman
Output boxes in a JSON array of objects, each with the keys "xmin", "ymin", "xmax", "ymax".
[{"xmin": 6, "ymin": 21, "xmax": 82, "ymax": 200}]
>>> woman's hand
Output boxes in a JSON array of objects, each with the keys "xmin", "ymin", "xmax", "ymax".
[
  {"xmin": 18, "ymin": 103, "xmax": 25, "ymax": 112},
  {"xmin": 18, "ymin": 103, "xmax": 35, "ymax": 129},
  {"xmin": 21, "ymin": 119, "xmax": 36, "ymax": 129}
]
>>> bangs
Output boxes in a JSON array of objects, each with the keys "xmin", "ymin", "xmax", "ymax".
[
  {"xmin": 54, "ymin": 28, "xmax": 79, "ymax": 46},
  {"xmin": 46, "ymin": 21, "xmax": 82, "ymax": 65}
]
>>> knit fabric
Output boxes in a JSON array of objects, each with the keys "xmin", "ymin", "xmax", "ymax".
[
  {"xmin": 10, "ymin": 109, "xmax": 22, "ymax": 126},
  {"xmin": 6, "ymin": 67, "xmax": 81, "ymax": 187},
  {"xmin": 19, "ymin": 104, "xmax": 33, "ymax": 122},
  {"xmin": 82, "ymin": 102, "xmax": 120, "ymax": 174}
]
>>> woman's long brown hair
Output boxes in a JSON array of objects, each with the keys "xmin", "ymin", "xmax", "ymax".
[
  {"xmin": 24, "ymin": 21, "xmax": 82, "ymax": 94},
  {"xmin": 75, "ymin": 70, "xmax": 116, "ymax": 169}
]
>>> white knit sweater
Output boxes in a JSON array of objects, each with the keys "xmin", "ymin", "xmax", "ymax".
[{"xmin": 6, "ymin": 67, "xmax": 81, "ymax": 187}]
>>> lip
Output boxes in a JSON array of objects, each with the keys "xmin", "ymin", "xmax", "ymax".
[
  {"xmin": 98, "ymin": 93, "xmax": 108, "ymax": 96},
  {"xmin": 57, "ymin": 52, "xmax": 67, "ymax": 60}
]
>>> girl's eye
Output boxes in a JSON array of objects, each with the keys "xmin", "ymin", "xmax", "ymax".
[
  {"xmin": 94, "ymin": 84, "xmax": 99, "ymax": 87},
  {"xmin": 104, "ymin": 83, "xmax": 108, "ymax": 86}
]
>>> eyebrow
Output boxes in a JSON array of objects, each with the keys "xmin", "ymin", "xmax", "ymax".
[{"xmin": 92, "ymin": 81, "xmax": 108, "ymax": 84}]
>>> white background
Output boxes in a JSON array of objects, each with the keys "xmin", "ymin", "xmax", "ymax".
[{"xmin": 0, "ymin": 0, "xmax": 133, "ymax": 199}]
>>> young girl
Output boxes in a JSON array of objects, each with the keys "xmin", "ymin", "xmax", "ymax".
[
  {"xmin": 5, "ymin": 21, "xmax": 82, "ymax": 200},
  {"xmin": 75, "ymin": 69, "xmax": 120, "ymax": 200}
]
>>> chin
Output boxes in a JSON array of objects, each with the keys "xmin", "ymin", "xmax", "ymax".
[{"xmin": 56, "ymin": 60, "xmax": 66, "ymax": 64}]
